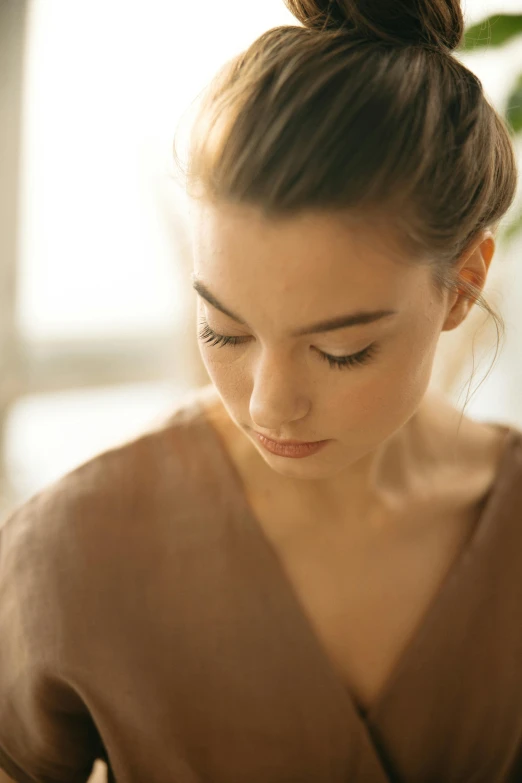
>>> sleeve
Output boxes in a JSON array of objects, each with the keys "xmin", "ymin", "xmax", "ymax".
[{"xmin": 0, "ymin": 485, "xmax": 103, "ymax": 782}]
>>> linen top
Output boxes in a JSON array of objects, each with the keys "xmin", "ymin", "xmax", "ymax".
[{"xmin": 1, "ymin": 387, "xmax": 522, "ymax": 783}]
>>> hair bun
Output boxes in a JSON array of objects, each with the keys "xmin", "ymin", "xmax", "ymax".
[{"xmin": 284, "ymin": 0, "xmax": 464, "ymax": 52}]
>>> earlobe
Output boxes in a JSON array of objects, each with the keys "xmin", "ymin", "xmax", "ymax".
[
  {"xmin": 442, "ymin": 229, "xmax": 497, "ymax": 333},
  {"xmin": 442, "ymin": 298, "xmax": 469, "ymax": 333},
  {"xmin": 442, "ymin": 270, "xmax": 477, "ymax": 333}
]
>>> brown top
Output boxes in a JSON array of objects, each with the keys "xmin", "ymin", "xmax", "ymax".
[{"xmin": 1, "ymin": 389, "xmax": 522, "ymax": 783}]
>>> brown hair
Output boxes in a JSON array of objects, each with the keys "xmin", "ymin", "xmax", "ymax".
[{"xmin": 177, "ymin": 0, "xmax": 519, "ymax": 409}]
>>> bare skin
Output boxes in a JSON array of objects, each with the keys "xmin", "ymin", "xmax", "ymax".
[
  {"xmin": 190, "ymin": 201, "xmax": 505, "ymax": 715},
  {"xmin": 199, "ymin": 383, "xmax": 509, "ymax": 715}
]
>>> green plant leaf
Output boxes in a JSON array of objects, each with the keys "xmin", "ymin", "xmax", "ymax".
[
  {"xmin": 505, "ymin": 73, "xmax": 522, "ymax": 134},
  {"xmin": 498, "ymin": 208, "xmax": 522, "ymax": 246},
  {"xmin": 459, "ymin": 14, "xmax": 522, "ymax": 51}
]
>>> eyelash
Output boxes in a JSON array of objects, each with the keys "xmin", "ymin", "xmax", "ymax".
[{"xmin": 197, "ymin": 319, "xmax": 379, "ymax": 371}]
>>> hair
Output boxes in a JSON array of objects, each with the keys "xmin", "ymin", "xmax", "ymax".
[{"xmin": 176, "ymin": 0, "xmax": 519, "ymax": 415}]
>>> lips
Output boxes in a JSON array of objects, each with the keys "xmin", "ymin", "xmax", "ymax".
[
  {"xmin": 253, "ymin": 432, "xmax": 320, "ymax": 446},
  {"xmin": 253, "ymin": 432, "xmax": 329, "ymax": 458}
]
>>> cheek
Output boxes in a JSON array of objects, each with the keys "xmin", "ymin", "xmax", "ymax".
[
  {"xmin": 197, "ymin": 342, "xmax": 249, "ymax": 406},
  {"xmin": 332, "ymin": 330, "xmax": 438, "ymax": 432}
]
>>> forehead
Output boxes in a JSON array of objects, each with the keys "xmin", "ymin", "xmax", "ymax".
[{"xmin": 191, "ymin": 201, "xmax": 425, "ymax": 305}]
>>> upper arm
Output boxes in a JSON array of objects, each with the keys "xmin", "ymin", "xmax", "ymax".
[{"xmin": 0, "ymin": 488, "xmax": 102, "ymax": 782}]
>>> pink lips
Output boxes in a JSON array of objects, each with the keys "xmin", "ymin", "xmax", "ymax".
[{"xmin": 253, "ymin": 432, "xmax": 329, "ymax": 458}]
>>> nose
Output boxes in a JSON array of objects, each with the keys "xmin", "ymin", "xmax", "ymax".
[{"xmin": 248, "ymin": 349, "xmax": 310, "ymax": 431}]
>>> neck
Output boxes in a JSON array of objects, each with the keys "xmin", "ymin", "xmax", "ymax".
[{"xmin": 202, "ymin": 387, "xmax": 471, "ymax": 531}]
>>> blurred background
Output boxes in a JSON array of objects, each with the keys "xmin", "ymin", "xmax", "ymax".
[{"xmin": 1, "ymin": 0, "xmax": 522, "ymax": 780}]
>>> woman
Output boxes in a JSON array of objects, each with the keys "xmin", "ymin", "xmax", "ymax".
[{"xmin": 1, "ymin": 1, "xmax": 521, "ymax": 781}]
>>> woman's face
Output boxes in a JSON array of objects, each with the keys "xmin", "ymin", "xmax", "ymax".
[{"xmin": 190, "ymin": 201, "xmax": 461, "ymax": 482}]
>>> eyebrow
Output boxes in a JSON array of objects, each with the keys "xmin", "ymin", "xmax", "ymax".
[{"xmin": 191, "ymin": 277, "xmax": 397, "ymax": 337}]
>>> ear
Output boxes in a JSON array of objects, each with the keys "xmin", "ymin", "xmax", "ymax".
[{"xmin": 441, "ymin": 230, "xmax": 496, "ymax": 332}]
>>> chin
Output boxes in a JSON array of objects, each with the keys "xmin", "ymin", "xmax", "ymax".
[{"xmin": 255, "ymin": 446, "xmax": 339, "ymax": 480}]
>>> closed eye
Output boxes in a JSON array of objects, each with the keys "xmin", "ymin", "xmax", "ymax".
[{"xmin": 197, "ymin": 318, "xmax": 379, "ymax": 370}]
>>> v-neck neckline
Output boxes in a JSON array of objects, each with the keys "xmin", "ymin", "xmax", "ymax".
[{"xmin": 189, "ymin": 391, "xmax": 519, "ymax": 726}]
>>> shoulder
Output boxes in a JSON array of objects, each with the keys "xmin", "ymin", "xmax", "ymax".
[
  {"xmin": 0, "ymin": 389, "xmax": 234, "ymax": 702},
  {"xmin": 0, "ymin": 389, "xmax": 221, "ymax": 594}
]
